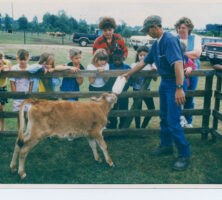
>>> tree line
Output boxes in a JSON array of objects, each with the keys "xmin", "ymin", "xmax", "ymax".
[
  {"xmin": 0, "ymin": 10, "xmax": 142, "ymax": 37},
  {"xmin": 1, "ymin": 10, "xmax": 222, "ymax": 37}
]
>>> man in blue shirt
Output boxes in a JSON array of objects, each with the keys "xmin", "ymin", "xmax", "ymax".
[{"xmin": 123, "ymin": 15, "xmax": 190, "ymax": 170}]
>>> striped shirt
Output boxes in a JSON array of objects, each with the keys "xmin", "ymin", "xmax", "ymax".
[{"xmin": 93, "ymin": 33, "xmax": 128, "ymax": 63}]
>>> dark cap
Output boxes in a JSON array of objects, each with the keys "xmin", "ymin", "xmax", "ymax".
[{"xmin": 139, "ymin": 15, "xmax": 162, "ymax": 32}]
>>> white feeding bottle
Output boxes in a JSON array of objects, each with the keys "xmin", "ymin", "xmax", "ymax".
[{"xmin": 112, "ymin": 76, "xmax": 127, "ymax": 94}]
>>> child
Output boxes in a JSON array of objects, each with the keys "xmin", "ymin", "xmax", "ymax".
[
  {"xmin": 0, "ymin": 51, "xmax": 11, "ymax": 131},
  {"xmin": 55, "ymin": 48, "xmax": 84, "ymax": 101},
  {"xmin": 87, "ymin": 49, "xmax": 109, "ymax": 91},
  {"xmin": 28, "ymin": 52, "xmax": 61, "ymax": 92},
  {"xmin": 106, "ymin": 49, "xmax": 131, "ymax": 129},
  {"xmin": 180, "ymin": 42, "xmax": 197, "ymax": 128},
  {"xmin": 9, "ymin": 49, "xmax": 33, "ymax": 127},
  {"xmin": 131, "ymin": 46, "xmax": 156, "ymax": 128}
]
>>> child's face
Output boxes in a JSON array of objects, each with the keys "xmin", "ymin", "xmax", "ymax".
[
  {"xmin": 138, "ymin": 51, "xmax": 148, "ymax": 61},
  {"xmin": 45, "ymin": 59, "xmax": 54, "ymax": 69},
  {"xmin": 17, "ymin": 56, "xmax": 29, "ymax": 68},
  {"xmin": 113, "ymin": 55, "xmax": 124, "ymax": 66},
  {"xmin": 71, "ymin": 54, "xmax": 82, "ymax": 66},
  {"xmin": 97, "ymin": 59, "xmax": 107, "ymax": 67}
]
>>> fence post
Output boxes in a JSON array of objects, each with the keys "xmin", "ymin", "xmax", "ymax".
[
  {"xmin": 201, "ymin": 73, "xmax": 214, "ymax": 140},
  {"xmin": 212, "ymin": 72, "xmax": 222, "ymax": 141}
]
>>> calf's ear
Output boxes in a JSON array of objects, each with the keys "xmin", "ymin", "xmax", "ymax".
[
  {"xmin": 90, "ymin": 97, "xmax": 98, "ymax": 102},
  {"xmin": 90, "ymin": 96, "xmax": 102, "ymax": 102}
]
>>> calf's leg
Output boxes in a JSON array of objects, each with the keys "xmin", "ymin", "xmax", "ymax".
[
  {"xmin": 87, "ymin": 137, "xmax": 102, "ymax": 163},
  {"xmin": 94, "ymin": 131, "xmax": 114, "ymax": 167},
  {"xmin": 18, "ymin": 139, "xmax": 39, "ymax": 179}
]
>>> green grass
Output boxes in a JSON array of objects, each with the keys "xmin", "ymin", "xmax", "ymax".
[{"xmin": 0, "ymin": 41, "xmax": 222, "ymax": 184}]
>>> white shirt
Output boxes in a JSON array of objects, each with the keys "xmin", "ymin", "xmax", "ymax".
[
  {"xmin": 87, "ymin": 63, "xmax": 109, "ymax": 88},
  {"xmin": 180, "ymin": 34, "xmax": 202, "ymax": 51}
]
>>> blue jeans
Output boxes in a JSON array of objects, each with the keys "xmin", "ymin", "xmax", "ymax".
[
  {"xmin": 159, "ymin": 78, "xmax": 190, "ymax": 157},
  {"xmin": 184, "ymin": 76, "xmax": 198, "ymax": 124}
]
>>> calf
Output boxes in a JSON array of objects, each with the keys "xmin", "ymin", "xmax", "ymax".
[{"xmin": 10, "ymin": 93, "xmax": 117, "ymax": 179}]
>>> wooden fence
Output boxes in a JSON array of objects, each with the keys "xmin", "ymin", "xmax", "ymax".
[{"xmin": 0, "ymin": 69, "xmax": 220, "ymax": 140}]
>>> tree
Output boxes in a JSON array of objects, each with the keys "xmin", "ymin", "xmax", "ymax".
[
  {"xmin": 78, "ymin": 19, "xmax": 88, "ymax": 33},
  {"xmin": 4, "ymin": 14, "xmax": 12, "ymax": 31},
  {"xmin": 18, "ymin": 15, "xmax": 28, "ymax": 30},
  {"xmin": 0, "ymin": 13, "xmax": 2, "ymax": 30}
]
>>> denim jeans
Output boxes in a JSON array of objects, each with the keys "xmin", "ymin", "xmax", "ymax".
[
  {"xmin": 184, "ymin": 76, "xmax": 198, "ymax": 124},
  {"xmin": 159, "ymin": 78, "xmax": 190, "ymax": 157}
]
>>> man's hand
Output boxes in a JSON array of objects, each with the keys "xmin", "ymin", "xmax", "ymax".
[
  {"xmin": 175, "ymin": 88, "xmax": 186, "ymax": 106},
  {"xmin": 122, "ymin": 72, "xmax": 131, "ymax": 82}
]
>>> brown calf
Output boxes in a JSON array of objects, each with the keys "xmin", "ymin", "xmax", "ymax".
[{"xmin": 10, "ymin": 93, "xmax": 117, "ymax": 179}]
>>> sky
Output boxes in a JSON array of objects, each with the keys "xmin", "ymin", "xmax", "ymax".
[{"xmin": 0, "ymin": 0, "xmax": 222, "ymax": 29}]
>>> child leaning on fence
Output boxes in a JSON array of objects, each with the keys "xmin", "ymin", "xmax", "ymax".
[
  {"xmin": 0, "ymin": 50, "xmax": 11, "ymax": 131},
  {"xmin": 131, "ymin": 46, "xmax": 156, "ymax": 128},
  {"xmin": 28, "ymin": 52, "xmax": 61, "ymax": 92},
  {"xmin": 55, "ymin": 48, "xmax": 84, "ymax": 101},
  {"xmin": 87, "ymin": 49, "xmax": 109, "ymax": 91},
  {"xmin": 9, "ymin": 49, "xmax": 33, "ymax": 127},
  {"xmin": 106, "ymin": 48, "xmax": 131, "ymax": 129},
  {"xmin": 180, "ymin": 42, "xmax": 197, "ymax": 128}
]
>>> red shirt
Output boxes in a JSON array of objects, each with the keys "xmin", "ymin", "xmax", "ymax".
[{"xmin": 93, "ymin": 33, "xmax": 128, "ymax": 63}]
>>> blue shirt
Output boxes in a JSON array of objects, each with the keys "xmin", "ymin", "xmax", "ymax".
[
  {"xmin": 60, "ymin": 63, "xmax": 84, "ymax": 92},
  {"xmin": 144, "ymin": 32, "xmax": 184, "ymax": 77}
]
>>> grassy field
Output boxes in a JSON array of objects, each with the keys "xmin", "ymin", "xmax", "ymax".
[{"xmin": 0, "ymin": 37, "xmax": 222, "ymax": 184}]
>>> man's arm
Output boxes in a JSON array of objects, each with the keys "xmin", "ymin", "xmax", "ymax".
[
  {"xmin": 122, "ymin": 60, "xmax": 146, "ymax": 80},
  {"xmin": 174, "ymin": 61, "xmax": 185, "ymax": 106}
]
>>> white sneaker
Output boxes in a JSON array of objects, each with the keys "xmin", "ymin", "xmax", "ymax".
[
  {"xmin": 184, "ymin": 124, "xmax": 193, "ymax": 128},
  {"xmin": 180, "ymin": 116, "xmax": 188, "ymax": 127},
  {"xmin": 68, "ymin": 138, "xmax": 74, "ymax": 141}
]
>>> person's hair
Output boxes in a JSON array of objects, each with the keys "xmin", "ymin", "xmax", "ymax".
[
  {"xmin": 38, "ymin": 52, "xmax": 55, "ymax": 68},
  {"xmin": 99, "ymin": 17, "xmax": 117, "ymax": 30},
  {"xmin": 0, "ymin": 50, "xmax": 4, "ymax": 60},
  {"xmin": 180, "ymin": 42, "xmax": 186, "ymax": 53},
  {"xmin": 174, "ymin": 17, "xmax": 194, "ymax": 35},
  {"xmin": 91, "ymin": 49, "xmax": 108, "ymax": 65},
  {"xmin": 69, "ymin": 48, "xmax": 82, "ymax": 59},
  {"xmin": 135, "ymin": 46, "xmax": 149, "ymax": 62},
  {"xmin": 17, "ymin": 49, "xmax": 29, "ymax": 60}
]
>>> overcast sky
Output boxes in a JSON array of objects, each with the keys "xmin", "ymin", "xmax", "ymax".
[{"xmin": 0, "ymin": 0, "xmax": 222, "ymax": 29}]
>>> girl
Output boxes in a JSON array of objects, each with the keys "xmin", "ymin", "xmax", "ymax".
[
  {"xmin": 29, "ymin": 52, "xmax": 61, "ymax": 92},
  {"xmin": 180, "ymin": 42, "xmax": 197, "ymax": 128},
  {"xmin": 87, "ymin": 49, "xmax": 109, "ymax": 91},
  {"xmin": 55, "ymin": 48, "xmax": 84, "ymax": 101},
  {"xmin": 131, "ymin": 46, "xmax": 156, "ymax": 128},
  {"xmin": 0, "ymin": 51, "xmax": 11, "ymax": 131},
  {"xmin": 9, "ymin": 49, "xmax": 33, "ymax": 128}
]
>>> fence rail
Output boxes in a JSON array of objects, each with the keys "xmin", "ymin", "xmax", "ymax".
[{"xmin": 0, "ymin": 69, "xmax": 221, "ymax": 140}]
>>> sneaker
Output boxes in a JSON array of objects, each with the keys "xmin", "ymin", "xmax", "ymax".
[
  {"xmin": 180, "ymin": 116, "xmax": 188, "ymax": 127},
  {"xmin": 173, "ymin": 157, "xmax": 190, "ymax": 171},
  {"xmin": 150, "ymin": 146, "xmax": 174, "ymax": 156},
  {"xmin": 67, "ymin": 138, "xmax": 74, "ymax": 141},
  {"xmin": 184, "ymin": 124, "xmax": 193, "ymax": 128}
]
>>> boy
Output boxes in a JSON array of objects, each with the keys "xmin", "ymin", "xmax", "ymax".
[{"xmin": 106, "ymin": 49, "xmax": 131, "ymax": 129}]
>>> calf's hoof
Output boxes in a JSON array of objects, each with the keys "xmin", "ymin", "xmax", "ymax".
[
  {"xmin": 109, "ymin": 162, "xmax": 115, "ymax": 168},
  {"xmin": 19, "ymin": 172, "xmax": 26, "ymax": 180}
]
